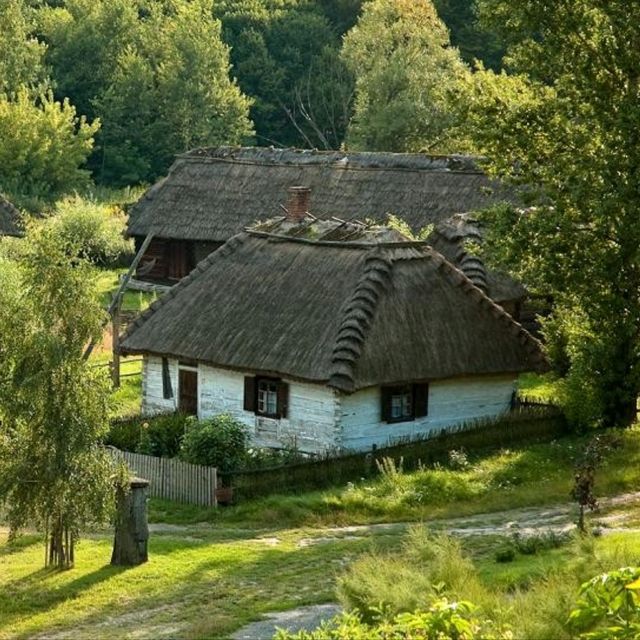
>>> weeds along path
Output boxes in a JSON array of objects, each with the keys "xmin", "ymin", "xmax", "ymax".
[{"xmin": 146, "ymin": 490, "xmax": 640, "ymax": 547}]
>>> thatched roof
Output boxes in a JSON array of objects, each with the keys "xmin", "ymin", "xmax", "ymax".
[
  {"xmin": 121, "ymin": 219, "xmax": 546, "ymax": 392},
  {"xmin": 428, "ymin": 214, "xmax": 526, "ymax": 304},
  {"xmin": 127, "ymin": 146, "xmax": 512, "ymax": 241},
  {"xmin": 0, "ymin": 195, "xmax": 22, "ymax": 237}
]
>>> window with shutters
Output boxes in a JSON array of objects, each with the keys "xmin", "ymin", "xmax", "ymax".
[
  {"xmin": 381, "ymin": 383, "xmax": 429, "ymax": 423},
  {"xmin": 244, "ymin": 376, "xmax": 289, "ymax": 419}
]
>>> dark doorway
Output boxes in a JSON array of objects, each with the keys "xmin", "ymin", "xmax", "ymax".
[{"xmin": 179, "ymin": 369, "xmax": 198, "ymax": 415}]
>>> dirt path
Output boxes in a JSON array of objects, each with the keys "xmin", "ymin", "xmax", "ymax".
[
  {"xmin": 147, "ymin": 490, "xmax": 640, "ymax": 546},
  {"xmin": 229, "ymin": 491, "xmax": 640, "ymax": 639}
]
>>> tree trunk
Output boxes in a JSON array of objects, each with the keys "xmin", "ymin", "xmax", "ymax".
[
  {"xmin": 47, "ymin": 519, "xmax": 74, "ymax": 569},
  {"xmin": 111, "ymin": 478, "xmax": 149, "ymax": 566}
]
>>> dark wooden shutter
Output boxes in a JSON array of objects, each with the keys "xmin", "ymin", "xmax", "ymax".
[
  {"xmin": 244, "ymin": 376, "xmax": 256, "ymax": 412},
  {"xmin": 381, "ymin": 386, "xmax": 392, "ymax": 422},
  {"xmin": 162, "ymin": 357, "xmax": 173, "ymax": 399},
  {"xmin": 414, "ymin": 383, "xmax": 429, "ymax": 418},
  {"xmin": 277, "ymin": 381, "xmax": 289, "ymax": 419}
]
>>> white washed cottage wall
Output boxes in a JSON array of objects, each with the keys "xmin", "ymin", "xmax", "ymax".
[
  {"xmin": 142, "ymin": 356, "xmax": 516, "ymax": 454},
  {"xmin": 338, "ymin": 375, "xmax": 516, "ymax": 451},
  {"xmin": 142, "ymin": 356, "xmax": 339, "ymax": 454}
]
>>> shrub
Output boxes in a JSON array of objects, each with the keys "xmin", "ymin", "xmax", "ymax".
[
  {"xmin": 137, "ymin": 413, "xmax": 191, "ymax": 458},
  {"xmin": 494, "ymin": 545, "xmax": 516, "ymax": 563},
  {"xmin": 46, "ymin": 196, "xmax": 132, "ymax": 267},
  {"xmin": 511, "ymin": 530, "xmax": 572, "ymax": 556},
  {"xmin": 179, "ymin": 414, "xmax": 248, "ymax": 472},
  {"xmin": 106, "ymin": 412, "xmax": 190, "ymax": 457},
  {"xmin": 275, "ymin": 600, "xmax": 512, "ymax": 640},
  {"xmin": 105, "ymin": 416, "xmax": 143, "ymax": 452},
  {"xmin": 448, "ymin": 448, "xmax": 470, "ymax": 470},
  {"xmin": 241, "ymin": 446, "xmax": 308, "ymax": 470}
]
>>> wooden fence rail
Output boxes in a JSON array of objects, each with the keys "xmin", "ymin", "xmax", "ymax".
[{"xmin": 109, "ymin": 447, "xmax": 217, "ymax": 507}]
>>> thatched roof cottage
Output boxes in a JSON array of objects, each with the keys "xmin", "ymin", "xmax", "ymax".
[
  {"xmin": 0, "ymin": 195, "xmax": 22, "ymax": 237},
  {"xmin": 127, "ymin": 146, "xmax": 513, "ymax": 286},
  {"xmin": 121, "ymin": 189, "xmax": 545, "ymax": 453}
]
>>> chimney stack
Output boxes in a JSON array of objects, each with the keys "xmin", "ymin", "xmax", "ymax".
[{"xmin": 286, "ymin": 186, "xmax": 311, "ymax": 223}]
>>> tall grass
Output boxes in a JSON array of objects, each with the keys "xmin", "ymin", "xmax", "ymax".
[{"xmin": 337, "ymin": 527, "xmax": 640, "ymax": 639}]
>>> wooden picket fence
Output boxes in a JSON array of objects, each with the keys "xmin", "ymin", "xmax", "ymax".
[{"xmin": 109, "ymin": 447, "xmax": 217, "ymax": 507}]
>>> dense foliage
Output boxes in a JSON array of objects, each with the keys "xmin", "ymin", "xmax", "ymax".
[
  {"xmin": 106, "ymin": 412, "xmax": 192, "ymax": 459},
  {"xmin": 179, "ymin": 414, "xmax": 249, "ymax": 472},
  {"xmin": 0, "ymin": 227, "xmax": 123, "ymax": 568},
  {"xmin": 278, "ymin": 528, "xmax": 640, "ymax": 639},
  {"xmin": 0, "ymin": 0, "xmax": 508, "ymax": 195},
  {"xmin": 342, "ymin": 0, "xmax": 473, "ymax": 153},
  {"xmin": 40, "ymin": 0, "xmax": 253, "ymax": 185},
  {"xmin": 466, "ymin": 0, "xmax": 640, "ymax": 429},
  {"xmin": 44, "ymin": 196, "xmax": 132, "ymax": 267}
]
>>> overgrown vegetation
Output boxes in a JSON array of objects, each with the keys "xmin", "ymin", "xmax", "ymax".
[
  {"xmin": 279, "ymin": 529, "xmax": 640, "ymax": 640},
  {"xmin": 147, "ymin": 426, "xmax": 640, "ymax": 531}
]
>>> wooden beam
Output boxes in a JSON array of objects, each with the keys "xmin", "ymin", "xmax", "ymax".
[{"xmin": 83, "ymin": 233, "xmax": 155, "ymax": 361}]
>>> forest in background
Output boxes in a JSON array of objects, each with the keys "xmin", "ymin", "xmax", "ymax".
[{"xmin": 0, "ymin": 0, "xmax": 503, "ymax": 195}]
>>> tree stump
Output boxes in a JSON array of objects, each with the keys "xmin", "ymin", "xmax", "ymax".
[{"xmin": 111, "ymin": 477, "xmax": 149, "ymax": 566}]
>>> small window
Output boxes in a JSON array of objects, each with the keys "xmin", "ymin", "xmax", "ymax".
[
  {"xmin": 381, "ymin": 383, "xmax": 429, "ymax": 423},
  {"xmin": 244, "ymin": 376, "xmax": 289, "ymax": 419}
]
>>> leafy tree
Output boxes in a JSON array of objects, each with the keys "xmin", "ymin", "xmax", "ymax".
[
  {"xmin": 216, "ymin": 0, "xmax": 353, "ymax": 148},
  {"xmin": 342, "ymin": 0, "xmax": 473, "ymax": 153},
  {"xmin": 37, "ymin": 0, "xmax": 140, "ymax": 122},
  {"xmin": 40, "ymin": 0, "xmax": 253, "ymax": 185},
  {"xmin": 0, "ymin": 88, "xmax": 99, "ymax": 199},
  {"xmin": 0, "ymin": 0, "xmax": 49, "ymax": 96},
  {"xmin": 467, "ymin": 1, "xmax": 640, "ymax": 428},
  {"xmin": 433, "ymin": 0, "xmax": 504, "ymax": 70},
  {"xmin": 0, "ymin": 226, "xmax": 122, "ymax": 568}
]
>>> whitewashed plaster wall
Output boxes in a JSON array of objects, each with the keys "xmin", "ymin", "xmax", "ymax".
[
  {"xmin": 142, "ymin": 356, "xmax": 339, "ymax": 454},
  {"xmin": 141, "ymin": 355, "xmax": 179, "ymax": 415},
  {"xmin": 142, "ymin": 356, "xmax": 517, "ymax": 454},
  {"xmin": 338, "ymin": 374, "xmax": 517, "ymax": 452}
]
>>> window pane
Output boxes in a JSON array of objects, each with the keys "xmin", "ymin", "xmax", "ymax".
[
  {"xmin": 267, "ymin": 390, "xmax": 278, "ymax": 415},
  {"xmin": 402, "ymin": 393, "xmax": 412, "ymax": 417},
  {"xmin": 391, "ymin": 396, "xmax": 402, "ymax": 418},
  {"xmin": 258, "ymin": 380, "xmax": 279, "ymax": 416}
]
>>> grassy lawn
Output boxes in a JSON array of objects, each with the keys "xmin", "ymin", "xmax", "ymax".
[
  {"xmin": 0, "ymin": 526, "xmax": 390, "ymax": 639},
  {"xmin": 2, "ymin": 522, "xmax": 639, "ymax": 639}
]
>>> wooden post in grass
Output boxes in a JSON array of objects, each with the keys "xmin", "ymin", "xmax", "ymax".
[
  {"xmin": 111, "ymin": 292, "xmax": 122, "ymax": 388},
  {"xmin": 111, "ymin": 477, "xmax": 150, "ymax": 566}
]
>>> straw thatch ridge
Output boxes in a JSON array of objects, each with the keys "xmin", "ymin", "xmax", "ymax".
[
  {"xmin": 127, "ymin": 146, "xmax": 514, "ymax": 242},
  {"xmin": 120, "ymin": 225, "xmax": 547, "ymax": 391},
  {"xmin": 428, "ymin": 213, "xmax": 525, "ymax": 304},
  {"xmin": 0, "ymin": 194, "xmax": 22, "ymax": 237},
  {"xmin": 329, "ymin": 250, "xmax": 393, "ymax": 391}
]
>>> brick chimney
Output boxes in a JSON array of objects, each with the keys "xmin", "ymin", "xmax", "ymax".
[{"xmin": 286, "ymin": 186, "xmax": 311, "ymax": 223}]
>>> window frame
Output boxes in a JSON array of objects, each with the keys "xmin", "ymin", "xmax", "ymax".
[
  {"xmin": 244, "ymin": 375, "xmax": 289, "ymax": 419},
  {"xmin": 381, "ymin": 383, "xmax": 429, "ymax": 424},
  {"xmin": 257, "ymin": 378, "xmax": 280, "ymax": 418}
]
